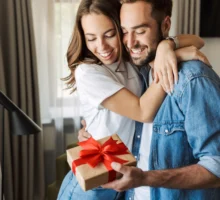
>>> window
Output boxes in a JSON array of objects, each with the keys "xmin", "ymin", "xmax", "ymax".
[
  {"xmin": 54, "ymin": 1, "xmax": 80, "ymax": 98},
  {"xmin": 200, "ymin": 0, "xmax": 220, "ymax": 37}
]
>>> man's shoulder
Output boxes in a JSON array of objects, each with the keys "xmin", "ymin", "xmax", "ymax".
[
  {"xmin": 177, "ymin": 60, "xmax": 220, "ymax": 84},
  {"xmin": 173, "ymin": 61, "xmax": 220, "ymax": 96}
]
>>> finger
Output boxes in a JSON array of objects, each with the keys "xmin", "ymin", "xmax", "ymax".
[
  {"xmin": 172, "ymin": 62, "xmax": 178, "ymax": 85},
  {"xmin": 78, "ymin": 132, "xmax": 91, "ymax": 142},
  {"xmin": 78, "ymin": 133, "xmax": 86, "ymax": 142},
  {"xmin": 83, "ymin": 131, "xmax": 91, "ymax": 138},
  {"xmin": 162, "ymin": 72, "xmax": 170, "ymax": 93},
  {"xmin": 111, "ymin": 162, "xmax": 129, "ymax": 175},
  {"xmin": 157, "ymin": 71, "xmax": 163, "ymax": 85},
  {"xmin": 111, "ymin": 162, "xmax": 123, "ymax": 172},
  {"xmin": 101, "ymin": 162, "xmax": 128, "ymax": 191},
  {"xmin": 78, "ymin": 127, "xmax": 91, "ymax": 142},
  {"xmin": 101, "ymin": 179, "xmax": 123, "ymax": 191},
  {"xmin": 166, "ymin": 68, "xmax": 174, "ymax": 93},
  {"xmin": 81, "ymin": 119, "xmax": 86, "ymax": 128},
  {"xmin": 202, "ymin": 57, "xmax": 211, "ymax": 67},
  {"xmin": 158, "ymin": 79, "xmax": 167, "ymax": 93},
  {"xmin": 154, "ymin": 71, "xmax": 159, "ymax": 83},
  {"xmin": 80, "ymin": 130, "xmax": 91, "ymax": 138},
  {"xmin": 157, "ymin": 71, "xmax": 168, "ymax": 92},
  {"xmin": 198, "ymin": 53, "xmax": 212, "ymax": 67},
  {"xmin": 78, "ymin": 136, "xmax": 88, "ymax": 142}
]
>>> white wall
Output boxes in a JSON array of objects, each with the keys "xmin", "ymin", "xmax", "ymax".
[{"xmin": 201, "ymin": 38, "xmax": 220, "ymax": 75}]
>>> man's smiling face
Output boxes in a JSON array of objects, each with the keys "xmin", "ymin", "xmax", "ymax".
[{"xmin": 120, "ymin": 1, "xmax": 163, "ymax": 67}]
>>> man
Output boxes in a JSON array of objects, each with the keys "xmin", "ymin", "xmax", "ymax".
[
  {"xmin": 101, "ymin": 0, "xmax": 220, "ymax": 199},
  {"xmin": 79, "ymin": 0, "xmax": 220, "ymax": 199}
]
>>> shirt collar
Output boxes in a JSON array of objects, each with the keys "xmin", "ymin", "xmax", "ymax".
[{"xmin": 105, "ymin": 60, "xmax": 136, "ymax": 79}]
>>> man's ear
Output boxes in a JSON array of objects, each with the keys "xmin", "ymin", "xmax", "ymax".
[{"xmin": 161, "ymin": 16, "xmax": 171, "ymax": 37}]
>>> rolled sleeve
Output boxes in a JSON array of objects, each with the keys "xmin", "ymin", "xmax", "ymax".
[
  {"xmin": 180, "ymin": 62, "xmax": 220, "ymax": 178},
  {"xmin": 198, "ymin": 156, "xmax": 220, "ymax": 178}
]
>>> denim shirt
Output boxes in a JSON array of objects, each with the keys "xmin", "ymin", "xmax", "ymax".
[
  {"xmin": 150, "ymin": 61, "xmax": 220, "ymax": 200},
  {"xmin": 127, "ymin": 61, "xmax": 220, "ymax": 200},
  {"xmin": 126, "ymin": 66, "xmax": 149, "ymax": 200}
]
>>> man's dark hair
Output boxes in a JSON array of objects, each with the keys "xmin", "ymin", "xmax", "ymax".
[{"xmin": 120, "ymin": 0, "xmax": 173, "ymax": 23}]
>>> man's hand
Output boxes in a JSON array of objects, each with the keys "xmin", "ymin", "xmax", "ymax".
[
  {"xmin": 78, "ymin": 120, "xmax": 91, "ymax": 142},
  {"xmin": 101, "ymin": 162, "xmax": 145, "ymax": 192},
  {"xmin": 102, "ymin": 163, "xmax": 220, "ymax": 191}
]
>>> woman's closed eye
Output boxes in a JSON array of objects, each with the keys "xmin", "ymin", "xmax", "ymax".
[
  {"xmin": 105, "ymin": 30, "xmax": 116, "ymax": 38},
  {"xmin": 86, "ymin": 37, "xmax": 96, "ymax": 42}
]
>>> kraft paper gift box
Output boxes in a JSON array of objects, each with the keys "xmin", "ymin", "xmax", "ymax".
[{"xmin": 66, "ymin": 134, "xmax": 137, "ymax": 191}]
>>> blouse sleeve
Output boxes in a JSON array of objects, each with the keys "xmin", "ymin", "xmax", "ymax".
[{"xmin": 75, "ymin": 64, "xmax": 125, "ymax": 109}]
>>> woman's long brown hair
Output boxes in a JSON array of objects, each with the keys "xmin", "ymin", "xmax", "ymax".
[{"xmin": 63, "ymin": 0, "xmax": 129, "ymax": 92}]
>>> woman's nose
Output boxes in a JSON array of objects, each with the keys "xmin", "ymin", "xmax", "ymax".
[{"xmin": 97, "ymin": 38, "xmax": 108, "ymax": 51}]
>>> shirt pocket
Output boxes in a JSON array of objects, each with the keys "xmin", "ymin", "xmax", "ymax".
[{"xmin": 151, "ymin": 122, "xmax": 192, "ymax": 170}]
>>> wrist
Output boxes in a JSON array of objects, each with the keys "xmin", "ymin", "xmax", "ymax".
[
  {"xmin": 165, "ymin": 36, "xmax": 179, "ymax": 50},
  {"xmin": 140, "ymin": 170, "xmax": 148, "ymax": 186},
  {"xmin": 158, "ymin": 39, "xmax": 174, "ymax": 51}
]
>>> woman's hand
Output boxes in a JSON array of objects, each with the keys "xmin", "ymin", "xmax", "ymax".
[
  {"xmin": 154, "ymin": 41, "xmax": 211, "ymax": 95},
  {"xmin": 175, "ymin": 46, "xmax": 211, "ymax": 67},
  {"xmin": 154, "ymin": 40, "xmax": 178, "ymax": 94},
  {"xmin": 78, "ymin": 120, "xmax": 91, "ymax": 142}
]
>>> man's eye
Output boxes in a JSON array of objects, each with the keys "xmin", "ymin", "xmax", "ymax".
[{"xmin": 136, "ymin": 30, "xmax": 145, "ymax": 35}]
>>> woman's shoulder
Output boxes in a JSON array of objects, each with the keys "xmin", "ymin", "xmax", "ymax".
[
  {"xmin": 76, "ymin": 63, "xmax": 106, "ymax": 74},
  {"xmin": 75, "ymin": 63, "xmax": 113, "ymax": 81}
]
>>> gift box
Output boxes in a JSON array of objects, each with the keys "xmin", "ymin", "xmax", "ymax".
[{"xmin": 66, "ymin": 134, "xmax": 137, "ymax": 191}]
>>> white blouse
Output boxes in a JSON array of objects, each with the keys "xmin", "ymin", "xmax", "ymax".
[{"xmin": 75, "ymin": 61, "xmax": 142, "ymax": 151}]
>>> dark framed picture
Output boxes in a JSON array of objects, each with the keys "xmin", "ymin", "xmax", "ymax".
[{"xmin": 200, "ymin": 0, "xmax": 220, "ymax": 37}]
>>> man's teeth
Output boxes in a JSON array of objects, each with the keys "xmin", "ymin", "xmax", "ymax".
[
  {"xmin": 131, "ymin": 49, "xmax": 142, "ymax": 54},
  {"xmin": 100, "ymin": 52, "xmax": 111, "ymax": 57}
]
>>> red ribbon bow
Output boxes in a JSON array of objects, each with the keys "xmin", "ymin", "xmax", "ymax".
[{"xmin": 72, "ymin": 136, "xmax": 129, "ymax": 182}]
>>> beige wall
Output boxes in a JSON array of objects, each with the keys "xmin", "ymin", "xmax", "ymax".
[{"xmin": 201, "ymin": 38, "xmax": 220, "ymax": 75}]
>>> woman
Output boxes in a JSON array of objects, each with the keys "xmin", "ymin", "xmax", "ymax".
[{"xmin": 58, "ymin": 0, "xmax": 207, "ymax": 199}]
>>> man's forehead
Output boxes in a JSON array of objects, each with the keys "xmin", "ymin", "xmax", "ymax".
[
  {"xmin": 120, "ymin": 1, "xmax": 153, "ymax": 28},
  {"xmin": 120, "ymin": 1, "xmax": 153, "ymax": 15}
]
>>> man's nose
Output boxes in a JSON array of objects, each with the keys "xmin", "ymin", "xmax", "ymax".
[{"xmin": 125, "ymin": 33, "xmax": 136, "ymax": 49}]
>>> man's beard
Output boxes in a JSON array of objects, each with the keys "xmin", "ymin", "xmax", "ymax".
[
  {"xmin": 132, "ymin": 50, "xmax": 156, "ymax": 67},
  {"xmin": 131, "ymin": 28, "xmax": 164, "ymax": 68}
]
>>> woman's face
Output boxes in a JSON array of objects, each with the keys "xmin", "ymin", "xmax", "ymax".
[{"xmin": 81, "ymin": 13, "xmax": 120, "ymax": 65}]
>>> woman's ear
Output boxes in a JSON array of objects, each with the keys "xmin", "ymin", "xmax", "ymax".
[{"xmin": 161, "ymin": 16, "xmax": 171, "ymax": 38}]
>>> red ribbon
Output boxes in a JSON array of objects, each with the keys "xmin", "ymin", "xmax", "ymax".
[{"xmin": 72, "ymin": 136, "xmax": 129, "ymax": 182}]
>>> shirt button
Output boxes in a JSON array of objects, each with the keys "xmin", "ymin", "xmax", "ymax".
[
  {"xmin": 137, "ymin": 135, "xmax": 140, "ymax": 138},
  {"xmin": 134, "ymin": 156, "xmax": 137, "ymax": 159},
  {"xmin": 165, "ymin": 129, "xmax": 169, "ymax": 133},
  {"xmin": 129, "ymin": 198, "xmax": 132, "ymax": 200}
]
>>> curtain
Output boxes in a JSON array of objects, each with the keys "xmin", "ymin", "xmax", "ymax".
[
  {"xmin": 0, "ymin": 0, "xmax": 44, "ymax": 200},
  {"xmin": 170, "ymin": 0, "xmax": 201, "ymax": 36},
  {"xmin": 32, "ymin": 0, "xmax": 81, "ymax": 188},
  {"xmin": 0, "ymin": 42, "xmax": 5, "ymax": 200}
]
